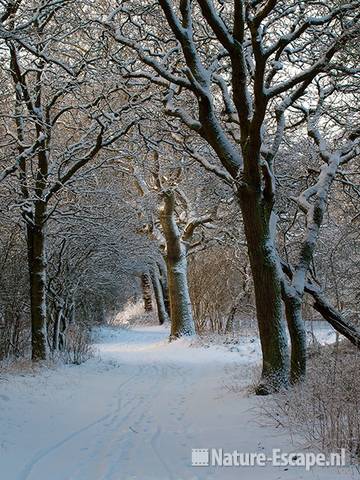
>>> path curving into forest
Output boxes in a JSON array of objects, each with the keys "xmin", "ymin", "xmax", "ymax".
[{"xmin": 0, "ymin": 326, "xmax": 352, "ymax": 480}]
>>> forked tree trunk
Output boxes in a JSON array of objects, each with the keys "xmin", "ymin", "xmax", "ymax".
[
  {"xmin": 141, "ymin": 272, "xmax": 153, "ymax": 312},
  {"xmin": 27, "ymin": 203, "xmax": 49, "ymax": 361},
  {"xmin": 160, "ymin": 191, "xmax": 195, "ymax": 339},
  {"xmin": 239, "ymin": 190, "xmax": 289, "ymax": 393},
  {"xmin": 284, "ymin": 156, "xmax": 343, "ymax": 381},
  {"xmin": 52, "ymin": 306, "xmax": 68, "ymax": 351},
  {"xmin": 150, "ymin": 266, "xmax": 169, "ymax": 325}
]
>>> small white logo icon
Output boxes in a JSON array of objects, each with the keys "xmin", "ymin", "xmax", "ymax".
[{"xmin": 192, "ymin": 448, "xmax": 209, "ymax": 466}]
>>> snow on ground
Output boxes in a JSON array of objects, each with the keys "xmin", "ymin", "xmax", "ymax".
[{"xmin": 0, "ymin": 324, "xmax": 354, "ymax": 480}]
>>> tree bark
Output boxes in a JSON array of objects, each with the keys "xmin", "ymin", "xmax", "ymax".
[
  {"xmin": 150, "ymin": 265, "xmax": 169, "ymax": 325},
  {"xmin": 52, "ymin": 304, "xmax": 69, "ymax": 352},
  {"xmin": 141, "ymin": 272, "xmax": 153, "ymax": 312},
  {"xmin": 239, "ymin": 190, "xmax": 289, "ymax": 393},
  {"xmin": 283, "ymin": 292, "xmax": 306, "ymax": 382},
  {"xmin": 166, "ymin": 250, "xmax": 194, "ymax": 338},
  {"xmin": 58, "ymin": 313, "xmax": 67, "ymax": 351},
  {"xmin": 158, "ymin": 261, "xmax": 170, "ymax": 316},
  {"xmin": 225, "ymin": 304, "xmax": 237, "ymax": 334},
  {"xmin": 52, "ymin": 307, "xmax": 61, "ymax": 351},
  {"xmin": 160, "ymin": 190, "xmax": 195, "ymax": 339},
  {"xmin": 27, "ymin": 203, "xmax": 49, "ymax": 361}
]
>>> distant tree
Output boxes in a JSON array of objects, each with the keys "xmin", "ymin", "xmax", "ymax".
[{"xmin": 132, "ymin": 149, "xmax": 218, "ymax": 338}]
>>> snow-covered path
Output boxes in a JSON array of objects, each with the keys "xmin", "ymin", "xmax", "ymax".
[{"xmin": 0, "ymin": 326, "xmax": 353, "ymax": 480}]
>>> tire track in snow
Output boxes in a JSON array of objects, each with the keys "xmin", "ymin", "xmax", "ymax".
[
  {"xmin": 17, "ymin": 366, "xmax": 144, "ymax": 480},
  {"xmin": 16, "ymin": 329, "xmax": 218, "ymax": 480},
  {"xmin": 91, "ymin": 364, "xmax": 166, "ymax": 480},
  {"xmin": 98, "ymin": 363, "xmax": 180, "ymax": 480}
]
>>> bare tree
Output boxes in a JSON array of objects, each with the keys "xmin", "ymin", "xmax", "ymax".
[
  {"xmin": 103, "ymin": 0, "xmax": 360, "ymax": 391},
  {"xmin": 132, "ymin": 148, "xmax": 216, "ymax": 338},
  {"xmin": 0, "ymin": 1, "xmax": 138, "ymax": 360}
]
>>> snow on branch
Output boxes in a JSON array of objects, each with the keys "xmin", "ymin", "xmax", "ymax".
[{"xmin": 289, "ymin": 88, "xmax": 359, "ymax": 296}]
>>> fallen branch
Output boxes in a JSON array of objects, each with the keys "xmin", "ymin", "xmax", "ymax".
[
  {"xmin": 305, "ymin": 282, "xmax": 360, "ymax": 348},
  {"xmin": 281, "ymin": 259, "xmax": 360, "ymax": 348}
]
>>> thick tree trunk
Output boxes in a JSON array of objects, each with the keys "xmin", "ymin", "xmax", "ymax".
[
  {"xmin": 160, "ymin": 190, "xmax": 195, "ymax": 339},
  {"xmin": 150, "ymin": 266, "xmax": 169, "ymax": 325},
  {"xmin": 166, "ymin": 249, "xmax": 194, "ymax": 338},
  {"xmin": 141, "ymin": 272, "xmax": 153, "ymax": 312},
  {"xmin": 27, "ymin": 204, "xmax": 48, "ymax": 361},
  {"xmin": 239, "ymin": 191, "xmax": 289, "ymax": 393}
]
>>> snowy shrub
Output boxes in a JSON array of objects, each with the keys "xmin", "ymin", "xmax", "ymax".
[
  {"xmin": 265, "ymin": 343, "xmax": 360, "ymax": 463},
  {"xmin": 0, "ymin": 310, "xmax": 29, "ymax": 360},
  {"xmin": 62, "ymin": 324, "xmax": 94, "ymax": 365},
  {"xmin": 188, "ymin": 246, "xmax": 256, "ymax": 334}
]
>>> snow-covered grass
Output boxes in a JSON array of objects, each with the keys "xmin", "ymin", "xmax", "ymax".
[
  {"xmin": 191, "ymin": 319, "xmax": 337, "ymax": 352},
  {"xmin": 0, "ymin": 357, "xmax": 45, "ymax": 378},
  {"xmin": 0, "ymin": 322, "xmax": 355, "ymax": 480},
  {"xmin": 94, "ymin": 324, "xmax": 255, "ymax": 365},
  {"xmin": 264, "ymin": 342, "xmax": 360, "ymax": 465}
]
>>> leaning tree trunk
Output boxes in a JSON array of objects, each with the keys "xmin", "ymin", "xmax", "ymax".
[
  {"xmin": 150, "ymin": 265, "xmax": 169, "ymax": 325},
  {"xmin": 27, "ymin": 202, "xmax": 49, "ymax": 361},
  {"xmin": 160, "ymin": 191, "xmax": 195, "ymax": 339},
  {"xmin": 141, "ymin": 272, "xmax": 153, "ymax": 312},
  {"xmin": 238, "ymin": 190, "xmax": 289, "ymax": 393},
  {"xmin": 283, "ymin": 292, "xmax": 306, "ymax": 383},
  {"xmin": 284, "ymin": 156, "xmax": 344, "ymax": 381}
]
